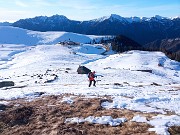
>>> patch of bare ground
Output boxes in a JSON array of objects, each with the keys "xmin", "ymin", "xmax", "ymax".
[
  {"xmin": 168, "ymin": 126, "xmax": 180, "ymax": 135},
  {"xmin": 0, "ymin": 94, "xmax": 178, "ymax": 135}
]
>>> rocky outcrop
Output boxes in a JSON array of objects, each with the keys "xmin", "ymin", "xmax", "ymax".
[
  {"xmin": 0, "ymin": 104, "xmax": 7, "ymax": 111},
  {"xmin": 0, "ymin": 81, "xmax": 15, "ymax": 88},
  {"xmin": 77, "ymin": 66, "xmax": 91, "ymax": 74}
]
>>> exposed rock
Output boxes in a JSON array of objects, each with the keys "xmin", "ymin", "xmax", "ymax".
[
  {"xmin": 114, "ymin": 83, "xmax": 123, "ymax": 86},
  {"xmin": 66, "ymin": 68, "xmax": 71, "ymax": 70},
  {"xmin": 136, "ymin": 70, "xmax": 153, "ymax": 73},
  {"xmin": 77, "ymin": 66, "xmax": 91, "ymax": 74},
  {"xmin": 44, "ymin": 75, "xmax": 58, "ymax": 83},
  {"xmin": 0, "ymin": 104, "xmax": 6, "ymax": 111},
  {"xmin": 0, "ymin": 81, "xmax": 15, "ymax": 88},
  {"xmin": 33, "ymin": 92, "xmax": 45, "ymax": 97},
  {"xmin": 151, "ymin": 82, "xmax": 162, "ymax": 86}
]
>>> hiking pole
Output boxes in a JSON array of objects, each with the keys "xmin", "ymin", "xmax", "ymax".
[
  {"xmin": 96, "ymin": 80, "xmax": 101, "ymax": 85},
  {"xmin": 96, "ymin": 78, "xmax": 101, "ymax": 85}
]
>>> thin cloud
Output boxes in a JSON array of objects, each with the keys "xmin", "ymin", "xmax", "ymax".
[
  {"xmin": 140, "ymin": 4, "xmax": 180, "ymax": 11},
  {"xmin": 32, "ymin": 0, "xmax": 57, "ymax": 7},
  {"xmin": 57, "ymin": 0, "xmax": 97, "ymax": 10},
  {"xmin": 0, "ymin": 8, "xmax": 35, "ymax": 22},
  {"xmin": 130, "ymin": 4, "xmax": 180, "ymax": 17},
  {"xmin": 15, "ymin": 0, "xmax": 28, "ymax": 7},
  {"xmin": 92, "ymin": 3, "xmax": 180, "ymax": 17}
]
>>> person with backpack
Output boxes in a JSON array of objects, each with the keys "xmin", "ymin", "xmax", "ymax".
[{"xmin": 88, "ymin": 71, "xmax": 96, "ymax": 87}]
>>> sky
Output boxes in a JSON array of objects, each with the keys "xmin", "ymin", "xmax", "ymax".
[{"xmin": 0, "ymin": 0, "xmax": 180, "ymax": 22}]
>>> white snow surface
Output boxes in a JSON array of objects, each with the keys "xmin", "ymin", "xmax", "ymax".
[
  {"xmin": 0, "ymin": 26, "xmax": 103, "ymax": 45},
  {"xmin": 0, "ymin": 26, "xmax": 180, "ymax": 134},
  {"xmin": 61, "ymin": 96, "xmax": 74, "ymax": 104},
  {"xmin": 131, "ymin": 115, "xmax": 180, "ymax": 135},
  {"xmin": 65, "ymin": 116, "xmax": 127, "ymax": 126}
]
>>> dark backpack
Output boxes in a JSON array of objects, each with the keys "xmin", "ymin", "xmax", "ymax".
[
  {"xmin": 88, "ymin": 72, "xmax": 91, "ymax": 78},
  {"xmin": 88, "ymin": 72, "xmax": 94, "ymax": 78}
]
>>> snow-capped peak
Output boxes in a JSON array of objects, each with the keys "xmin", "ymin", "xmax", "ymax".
[
  {"xmin": 92, "ymin": 14, "xmax": 127, "ymax": 23},
  {"xmin": 151, "ymin": 15, "xmax": 168, "ymax": 21},
  {"xmin": 91, "ymin": 14, "xmax": 176, "ymax": 23},
  {"xmin": 49, "ymin": 14, "xmax": 68, "ymax": 20},
  {"xmin": 109, "ymin": 14, "xmax": 129, "ymax": 23},
  {"xmin": 33, "ymin": 16, "xmax": 48, "ymax": 21},
  {"xmin": 126, "ymin": 16, "xmax": 141, "ymax": 23},
  {"xmin": 91, "ymin": 16, "xmax": 109, "ymax": 22},
  {"xmin": 170, "ymin": 16, "xmax": 180, "ymax": 20},
  {"xmin": 109, "ymin": 14, "xmax": 124, "ymax": 20},
  {"xmin": 23, "ymin": 14, "xmax": 69, "ymax": 23}
]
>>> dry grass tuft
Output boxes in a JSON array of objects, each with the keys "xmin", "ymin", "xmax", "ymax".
[
  {"xmin": 0, "ymin": 106, "xmax": 33, "ymax": 127},
  {"xmin": 168, "ymin": 126, "xmax": 180, "ymax": 135}
]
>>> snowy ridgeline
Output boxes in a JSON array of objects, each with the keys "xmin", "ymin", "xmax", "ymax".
[{"xmin": 0, "ymin": 26, "xmax": 180, "ymax": 135}]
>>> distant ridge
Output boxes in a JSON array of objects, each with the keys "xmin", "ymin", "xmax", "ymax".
[
  {"xmin": 145, "ymin": 38, "xmax": 180, "ymax": 61},
  {"xmin": 0, "ymin": 22, "xmax": 12, "ymax": 26},
  {"xmin": 12, "ymin": 14, "xmax": 180, "ymax": 45}
]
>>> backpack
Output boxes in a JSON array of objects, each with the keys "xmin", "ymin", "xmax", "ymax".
[
  {"xmin": 88, "ymin": 72, "xmax": 91, "ymax": 78},
  {"xmin": 88, "ymin": 72, "xmax": 94, "ymax": 78}
]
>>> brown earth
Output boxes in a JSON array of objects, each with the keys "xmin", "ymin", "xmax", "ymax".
[{"xmin": 0, "ymin": 94, "xmax": 179, "ymax": 135}]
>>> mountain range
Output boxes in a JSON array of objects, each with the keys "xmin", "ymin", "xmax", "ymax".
[{"xmin": 12, "ymin": 14, "xmax": 180, "ymax": 45}]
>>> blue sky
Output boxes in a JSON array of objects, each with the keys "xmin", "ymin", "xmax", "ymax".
[{"xmin": 0, "ymin": 0, "xmax": 179, "ymax": 22}]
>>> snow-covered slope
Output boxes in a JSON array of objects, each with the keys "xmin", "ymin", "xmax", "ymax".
[
  {"xmin": 0, "ymin": 26, "xmax": 102, "ymax": 45},
  {"xmin": 0, "ymin": 43, "xmax": 179, "ymax": 112},
  {"xmin": 0, "ymin": 27, "xmax": 180, "ymax": 135}
]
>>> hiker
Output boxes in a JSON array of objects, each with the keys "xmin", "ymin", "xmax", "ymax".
[{"xmin": 88, "ymin": 71, "xmax": 96, "ymax": 87}]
